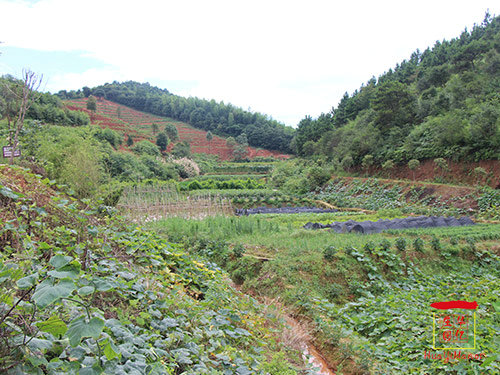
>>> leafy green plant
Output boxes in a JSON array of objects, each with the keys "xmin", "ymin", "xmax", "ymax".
[
  {"xmin": 430, "ymin": 235, "xmax": 441, "ymax": 251},
  {"xmin": 413, "ymin": 237, "xmax": 424, "ymax": 252},
  {"xmin": 0, "ymin": 166, "xmax": 299, "ymax": 374},
  {"xmin": 395, "ymin": 237, "xmax": 407, "ymax": 252},
  {"xmin": 323, "ymin": 246, "xmax": 338, "ymax": 261},
  {"xmin": 232, "ymin": 244, "xmax": 246, "ymax": 258},
  {"xmin": 379, "ymin": 239, "xmax": 392, "ymax": 251}
]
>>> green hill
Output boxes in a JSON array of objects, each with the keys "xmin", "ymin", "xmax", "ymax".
[
  {"xmin": 294, "ymin": 13, "xmax": 500, "ymax": 165},
  {"xmin": 64, "ymin": 97, "xmax": 290, "ymax": 161},
  {"xmin": 58, "ymin": 82, "xmax": 295, "ymax": 155}
]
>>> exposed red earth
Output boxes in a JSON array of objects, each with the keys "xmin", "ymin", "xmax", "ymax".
[{"xmin": 65, "ymin": 98, "xmax": 291, "ymax": 161}]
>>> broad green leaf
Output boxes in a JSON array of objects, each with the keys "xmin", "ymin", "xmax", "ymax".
[
  {"xmin": 492, "ymin": 301, "xmax": 500, "ymax": 312},
  {"xmin": 32, "ymin": 279, "xmax": 76, "ymax": 308},
  {"xmin": 102, "ymin": 338, "xmax": 121, "ymax": 360},
  {"xmin": 49, "ymin": 255, "xmax": 73, "ymax": 269},
  {"xmin": 34, "ymin": 207, "xmax": 47, "ymax": 216},
  {"xmin": 0, "ymin": 186, "xmax": 24, "ymax": 200},
  {"xmin": 93, "ymin": 278, "xmax": 114, "ymax": 292},
  {"xmin": 67, "ymin": 316, "xmax": 104, "ymax": 347},
  {"xmin": 27, "ymin": 354, "xmax": 49, "ymax": 367},
  {"xmin": 79, "ymin": 364, "xmax": 103, "ymax": 375},
  {"xmin": 36, "ymin": 315, "xmax": 67, "ymax": 337},
  {"xmin": 48, "ymin": 264, "xmax": 80, "ymax": 279},
  {"xmin": 16, "ymin": 272, "xmax": 38, "ymax": 289},
  {"xmin": 38, "ymin": 242, "xmax": 52, "ymax": 251},
  {"xmin": 26, "ymin": 337, "xmax": 53, "ymax": 351},
  {"xmin": 78, "ymin": 286, "xmax": 95, "ymax": 296}
]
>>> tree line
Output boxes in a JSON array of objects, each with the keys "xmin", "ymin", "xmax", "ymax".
[
  {"xmin": 58, "ymin": 81, "xmax": 295, "ymax": 154},
  {"xmin": 1, "ymin": 75, "xmax": 89, "ymax": 128},
  {"xmin": 293, "ymin": 12, "xmax": 500, "ymax": 166}
]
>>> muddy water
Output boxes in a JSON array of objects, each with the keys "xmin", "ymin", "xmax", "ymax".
[
  {"xmin": 302, "ymin": 342, "xmax": 335, "ymax": 375},
  {"xmin": 285, "ymin": 317, "xmax": 335, "ymax": 375},
  {"xmin": 229, "ymin": 283, "xmax": 335, "ymax": 374}
]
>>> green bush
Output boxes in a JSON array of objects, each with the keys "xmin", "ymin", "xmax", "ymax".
[
  {"xmin": 379, "ymin": 239, "xmax": 392, "ymax": 251},
  {"xmin": 171, "ymin": 141, "xmax": 191, "ymax": 158},
  {"xmin": 363, "ymin": 241, "xmax": 376, "ymax": 253},
  {"xmin": 306, "ymin": 166, "xmax": 331, "ymax": 191},
  {"xmin": 132, "ymin": 140, "xmax": 161, "ymax": 156},
  {"xmin": 430, "ymin": 235, "xmax": 441, "ymax": 251},
  {"xmin": 413, "ymin": 237, "xmax": 425, "ymax": 252},
  {"xmin": 232, "ymin": 244, "xmax": 246, "ymax": 258},
  {"xmin": 395, "ymin": 237, "xmax": 407, "ymax": 252},
  {"xmin": 93, "ymin": 127, "xmax": 122, "ymax": 148}
]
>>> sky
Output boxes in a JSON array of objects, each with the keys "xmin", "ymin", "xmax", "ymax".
[{"xmin": 0, "ymin": 0, "xmax": 499, "ymax": 127}]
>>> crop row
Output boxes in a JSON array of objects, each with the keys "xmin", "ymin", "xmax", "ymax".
[{"xmin": 179, "ymin": 178, "xmax": 266, "ymax": 191}]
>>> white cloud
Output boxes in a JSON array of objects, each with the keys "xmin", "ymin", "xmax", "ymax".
[
  {"xmin": 1, "ymin": 0, "xmax": 499, "ymax": 125},
  {"xmin": 44, "ymin": 67, "xmax": 126, "ymax": 92}
]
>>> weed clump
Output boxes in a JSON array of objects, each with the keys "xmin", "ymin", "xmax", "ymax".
[
  {"xmin": 413, "ymin": 237, "xmax": 424, "ymax": 252},
  {"xmin": 232, "ymin": 243, "xmax": 246, "ymax": 258},
  {"xmin": 379, "ymin": 239, "xmax": 392, "ymax": 251},
  {"xmin": 395, "ymin": 237, "xmax": 407, "ymax": 252},
  {"xmin": 323, "ymin": 246, "xmax": 338, "ymax": 261},
  {"xmin": 430, "ymin": 235, "xmax": 441, "ymax": 251}
]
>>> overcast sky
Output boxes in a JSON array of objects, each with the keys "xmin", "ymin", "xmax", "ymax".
[{"xmin": 0, "ymin": 0, "xmax": 499, "ymax": 126}]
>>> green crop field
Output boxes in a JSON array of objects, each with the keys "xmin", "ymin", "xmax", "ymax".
[{"xmin": 147, "ymin": 207, "xmax": 500, "ymax": 374}]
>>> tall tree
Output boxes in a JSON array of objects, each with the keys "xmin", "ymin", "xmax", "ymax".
[
  {"xmin": 5, "ymin": 69, "xmax": 42, "ymax": 164},
  {"xmin": 86, "ymin": 95, "xmax": 97, "ymax": 112},
  {"xmin": 233, "ymin": 133, "xmax": 249, "ymax": 160},
  {"xmin": 164, "ymin": 123, "xmax": 178, "ymax": 141},
  {"xmin": 156, "ymin": 132, "xmax": 169, "ymax": 152},
  {"xmin": 151, "ymin": 123, "xmax": 159, "ymax": 135}
]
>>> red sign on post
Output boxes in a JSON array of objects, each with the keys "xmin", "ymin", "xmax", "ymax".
[{"xmin": 2, "ymin": 146, "xmax": 21, "ymax": 158}]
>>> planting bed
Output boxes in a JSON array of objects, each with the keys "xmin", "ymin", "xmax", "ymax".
[
  {"xmin": 303, "ymin": 215, "xmax": 475, "ymax": 233},
  {"xmin": 235, "ymin": 206, "xmax": 338, "ymax": 216}
]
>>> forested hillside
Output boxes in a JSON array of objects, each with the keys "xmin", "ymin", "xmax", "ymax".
[
  {"xmin": 64, "ymin": 98, "xmax": 290, "ymax": 161},
  {"xmin": 58, "ymin": 82, "xmax": 295, "ymax": 154},
  {"xmin": 0, "ymin": 75, "xmax": 89, "ymax": 127},
  {"xmin": 294, "ymin": 13, "xmax": 500, "ymax": 165}
]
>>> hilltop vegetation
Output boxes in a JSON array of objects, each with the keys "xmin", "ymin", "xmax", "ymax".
[
  {"xmin": 294, "ymin": 13, "xmax": 500, "ymax": 165},
  {"xmin": 58, "ymin": 82, "xmax": 295, "ymax": 154},
  {"xmin": 0, "ymin": 75, "xmax": 89, "ymax": 127}
]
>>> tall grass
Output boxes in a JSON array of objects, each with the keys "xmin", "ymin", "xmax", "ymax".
[{"xmin": 147, "ymin": 214, "xmax": 390, "ymax": 256}]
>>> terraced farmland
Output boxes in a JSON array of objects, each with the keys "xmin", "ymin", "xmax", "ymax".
[{"xmin": 65, "ymin": 98, "xmax": 290, "ymax": 160}]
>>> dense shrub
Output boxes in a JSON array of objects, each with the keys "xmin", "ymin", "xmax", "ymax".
[{"xmin": 132, "ymin": 140, "xmax": 161, "ymax": 156}]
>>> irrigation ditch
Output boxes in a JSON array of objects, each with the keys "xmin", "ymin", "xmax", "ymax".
[{"xmin": 229, "ymin": 283, "xmax": 336, "ymax": 375}]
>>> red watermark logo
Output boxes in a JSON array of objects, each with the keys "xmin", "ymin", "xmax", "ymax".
[{"xmin": 425, "ymin": 300, "xmax": 486, "ymax": 363}]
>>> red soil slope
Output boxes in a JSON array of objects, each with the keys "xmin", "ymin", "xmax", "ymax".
[
  {"xmin": 359, "ymin": 159, "xmax": 500, "ymax": 188},
  {"xmin": 65, "ymin": 98, "xmax": 290, "ymax": 161}
]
